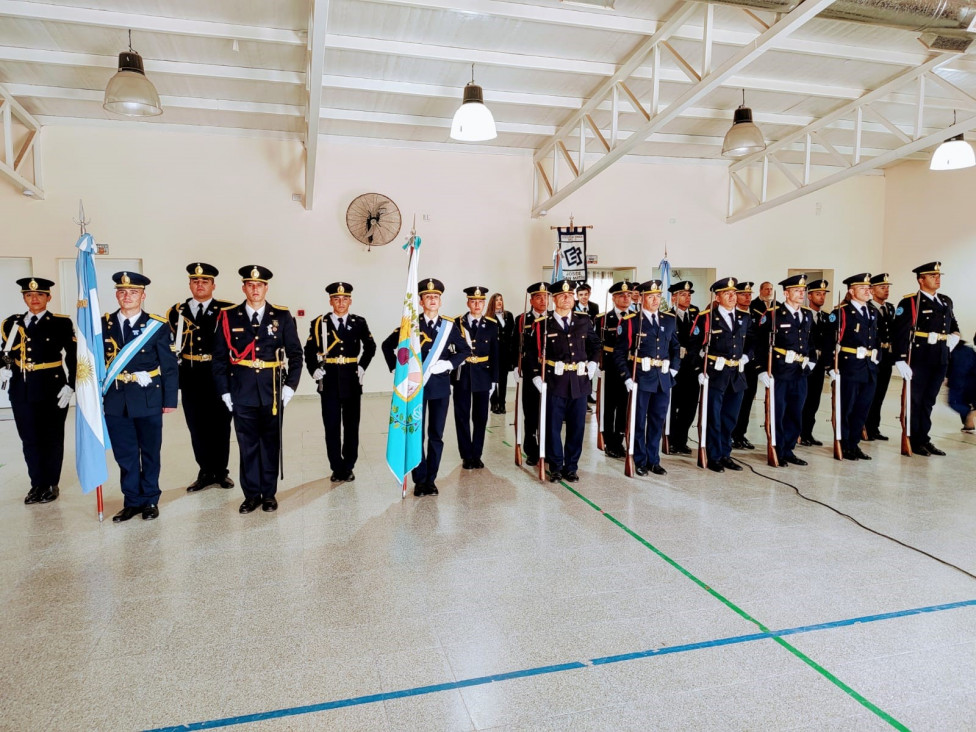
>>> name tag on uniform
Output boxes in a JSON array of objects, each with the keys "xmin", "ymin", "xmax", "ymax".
[
  {"xmin": 780, "ymin": 323, "xmax": 791, "ymax": 328},
  {"xmin": 232, "ymin": 328, "xmax": 244, "ymax": 332}
]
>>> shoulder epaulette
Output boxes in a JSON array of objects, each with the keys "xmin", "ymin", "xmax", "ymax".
[
  {"xmin": 51, "ymin": 312, "xmax": 71, "ymax": 319},
  {"xmin": 661, "ymin": 311, "xmax": 676, "ymax": 318},
  {"xmin": 221, "ymin": 304, "xmax": 236, "ymax": 311},
  {"xmin": 272, "ymin": 304, "xmax": 289, "ymax": 310},
  {"xmin": 596, "ymin": 311, "xmax": 608, "ymax": 319},
  {"xmin": 150, "ymin": 314, "xmax": 167, "ymax": 323},
  {"xmin": 442, "ymin": 315, "xmax": 455, "ymax": 322},
  {"xmin": 736, "ymin": 307, "xmax": 750, "ymax": 313},
  {"xmin": 620, "ymin": 312, "xmax": 637, "ymax": 321},
  {"xmin": 104, "ymin": 313, "xmax": 113, "ymax": 322},
  {"xmin": 215, "ymin": 299, "xmax": 235, "ymax": 308},
  {"xmin": 484, "ymin": 316, "xmax": 497, "ymax": 323},
  {"xmin": 801, "ymin": 305, "xmax": 813, "ymax": 311},
  {"xmin": 902, "ymin": 292, "xmax": 917, "ymax": 300}
]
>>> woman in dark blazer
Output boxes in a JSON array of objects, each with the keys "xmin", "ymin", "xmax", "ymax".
[{"xmin": 487, "ymin": 292, "xmax": 516, "ymax": 413}]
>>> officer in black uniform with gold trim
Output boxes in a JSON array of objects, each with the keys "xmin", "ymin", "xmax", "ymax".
[
  {"xmin": 732, "ymin": 281, "xmax": 763, "ymax": 450},
  {"xmin": 799, "ymin": 279, "xmax": 832, "ymax": 447},
  {"xmin": 213, "ymin": 265, "xmax": 303, "ymax": 513},
  {"xmin": 595, "ymin": 281, "xmax": 635, "ymax": 459},
  {"xmin": 453, "ymin": 285, "xmax": 498, "ymax": 470},
  {"xmin": 865, "ymin": 272, "xmax": 896, "ymax": 441},
  {"xmin": 1, "ymin": 277, "xmax": 77, "ymax": 504},
  {"xmin": 167, "ymin": 262, "xmax": 235, "ymax": 493},
  {"xmin": 666, "ymin": 280, "xmax": 699, "ymax": 456},
  {"xmin": 517, "ymin": 282, "xmax": 550, "ymax": 467},
  {"xmin": 304, "ymin": 281, "xmax": 376, "ymax": 482}
]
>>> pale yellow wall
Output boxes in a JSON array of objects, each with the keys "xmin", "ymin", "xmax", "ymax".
[
  {"xmin": 1, "ymin": 124, "xmax": 887, "ymax": 393},
  {"xmin": 883, "ymin": 159, "xmax": 974, "ymax": 335}
]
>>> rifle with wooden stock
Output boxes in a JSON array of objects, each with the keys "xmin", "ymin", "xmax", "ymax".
[
  {"xmin": 696, "ymin": 296, "xmax": 715, "ymax": 469},
  {"xmin": 514, "ymin": 291, "xmax": 528, "ymax": 467},
  {"xmin": 900, "ymin": 292, "xmax": 922, "ymax": 457},
  {"xmin": 831, "ymin": 293, "xmax": 844, "ymax": 461},
  {"xmin": 623, "ymin": 316, "xmax": 642, "ymax": 478},
  {"xmin": 764, "ymin": 293, "xmax": 779, "ymax": 468},
  {"xmin": 537, "ymin": 312, "xmax": 548, "ymax": 482}
]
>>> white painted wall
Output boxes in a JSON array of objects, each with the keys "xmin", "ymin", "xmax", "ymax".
[{"xmin": 1, "ymin": 125, "xmax": 887, "ymax": 392}]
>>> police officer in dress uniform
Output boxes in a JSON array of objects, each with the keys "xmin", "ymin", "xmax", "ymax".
[
  {"xmin": 1, "ymin": 278, "xmax": 76, "ymax": 504},
  {"xmin": 892, "ymin": 261, "xmax": 961, "ymax": 456},
  {"xmin": 830, "ymin": 273, "xmax": 880, "ymax": 460},
  {"xmin": 304, "ymin": 281, "xmax": 376, "ymax": 482},
  {"xmin": 756, "ymin": 274, "xmax": 814, "ymax": 466},
  {"xmin": 799, "ymin": 279, "xmax": 832, "ymax": 446},
  {"xmin": 213, "ymin": 266, "xmax": 303, "ymax": 513},
  {"xmin": 523, "ymin": 279, "xmax": 600, "ymax": 482},
  {"xmin": 487, "ymin": 292, "xmax": 515, "ymax": 414},
  {"xmin": 452, "ymin": 286, "xmax": 499, "ymax": 470},
  {"xmin": 666, "ymin": 280, "xmax": 700, "ymax": 456},
  {"xmin": 691, "ymin": 277, "xmax": 754, "ymax": 473},
  {"xmin": 167, "ymin": 263, "xmax": 236, "ymax": 493},
  {"xmin": 613, "ymin": 280, "xmax": 681, "ymax": 476},
  {"xmin": 731, "ymin": 281, "xmax": 763, "ymax": 450},
  {"xmin": 864, "ymin": 272, "xmax": 896, "ymax": 441},
  {"xmin": 517, "ymin": 282, "xmax": 550, "ymax": 466},
  {"xmin": 103, "ymin": 272, "xmax": 179, "ymax": 522},
  {"xmin": 594, "ymin": 282, "xmax": 634, "ymax": 458}
]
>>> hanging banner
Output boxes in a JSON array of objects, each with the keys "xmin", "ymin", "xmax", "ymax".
[{"xmin": 557, "ymin": 227, "xmax": 588, "ymax": 282}]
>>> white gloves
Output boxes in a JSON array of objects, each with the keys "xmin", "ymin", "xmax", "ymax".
[
  {"xmin": 895, "ymin": 360, "xmax": 912, "ymax": 381},
  {"xmin": 282, "ymin": 385, "xmax": 295, "ymax": 407},
  {"xmin": 222, "ymin": 393, "xmax": 233, "ymax": 412},
  {"xmin": 948, "ymin": 333, "xmax": 960, "ymax": 352},
  {"xmin": 0, "ymin": 366, "xmax": 11, "ymax": 389},
  {"xmin": 358, "ymin": 365, "xmax": 366, "ymax": 385},
  {"xmin": 670, "ymin": 369, "xmax": 678, "ymax": 377},
  {"xmin": 587, "ymin": 361, "xmax": 598, "ymax": 380},
  {"xmin": 489, "ymin": 383, "xmax": 497, "ymax": 398},
  {"xmin": 513, "ymin": 371, "xmax": 522, "ymax": 384},
  {"xmin": 828, "ymin": 369, "xmax": 839, "ymax": 383},
  {"xmin": 312, "ymin": 367, "xmax": 325, "ymax": 381},
  {"xmin": 739, "ymin": 354, "xmax": 749, "ymax": 372},
  {"xmin": 57, "ymin": 385, "xmax": 74, "ymax": 409},
  {"xmin": 758, "ymin": 372, "xmax": 772, "ymax": 389},
  {"xmin": 532, "ymin": 376, "xmax": 545, "ymax": 393},
  {"xmin": 625, "ymin": 378, "xmax": 637, "ymax": 393},
  {"xmin": 698, "ymin": 372, "xmax": 708, "ymax": 386},
  {"xmin": 133, "ymin": 371, "xmax": 153, "ymax": 387},
  {"xmin": 803, "ymin": 360, "xmax": 815, "ymax": 371},
  {"xmin": 431, "ymin": 360, "xmax": 454, "ymax": 375}
]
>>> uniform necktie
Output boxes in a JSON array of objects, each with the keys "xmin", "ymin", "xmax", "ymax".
[
  {"xmin": 338, "ymin": 316, "xmax": 346, "ymax": 333},
  {"xmin": 651, "ymin": 314, "xmax": 658, "ymax": 329},
  {"xmin": 251, "ymin": 312, "xmax": 260, "ymax": 329},
  {"xmin": 27, "ymin": 314, "xmax": 37, "ymax": 332},
  {"xmin": 794, "ymin": 309, "xmax": 801, "ymax": 325},
  {"xmin": 470, "ymin": 318, "xmax": 478, "ymax": 331},
  {"xmin": 562, "ymin": 316, "xmax": 569, "ymax": 331},
  {"xmin": 123, "ymin": 318, "xmax": 133, "ymax": 345}
]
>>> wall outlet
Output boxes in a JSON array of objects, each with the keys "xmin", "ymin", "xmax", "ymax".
[
  {"xmin": 292, "ymin": 193, "xmax": 303, "ymax": 202},
  {"xmin": 297, "ymin": 309, "xmax": 305, "ymax": 317}
]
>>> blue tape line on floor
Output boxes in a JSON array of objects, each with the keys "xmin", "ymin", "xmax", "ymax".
[{"xmin": 147, "ymin": 598, "xmax": 976, "ymax": 731}]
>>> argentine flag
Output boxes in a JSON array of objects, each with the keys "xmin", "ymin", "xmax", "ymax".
[
  {"xmin": 386, "ymin": 235, "xmax": 424, "ymax": 486},
  {"xmin": 659, "ymin": 253, "xmax": 672, "ymax": 312},
  {"xmin": 74, "ymin": 233, "xmax": 110, "ymax": 493}
]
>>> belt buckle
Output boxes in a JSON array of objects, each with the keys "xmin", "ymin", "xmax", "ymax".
[
  {"xmin": 25, "ymin": 362, "xmax": 35, "ymax": 372},
  {"xmin": 120, "ymin": 372, "xmax": 132, "ymax": 383},
  {"xmin": 252, "ymin": 359, "xmax": 265, "ymax": 369},
  {"xmin": 339, "ymin": 356, "xmax": 348, "ymax": 365}
]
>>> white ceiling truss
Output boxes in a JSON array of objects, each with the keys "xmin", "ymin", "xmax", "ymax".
[{"xmin": 2, "ymin": 0, "xmax": 976, "ymax": 215}]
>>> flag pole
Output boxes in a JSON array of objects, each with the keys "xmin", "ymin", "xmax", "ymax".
[{"xmin": 96, "ymin": 486, "xmax": 103, "ymax": 522}]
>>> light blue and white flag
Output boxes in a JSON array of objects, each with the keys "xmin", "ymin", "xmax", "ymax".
[
  {"xmin": 74, "ymin": 233, "xmax": 110, "ymax": 493},
  {"xmin": 659, "ymin": 251, "xmax": 672, "ymax": 312},
  {"xmin": 386, "ymin": 235, "xmax": 424, "ymax": 486}
]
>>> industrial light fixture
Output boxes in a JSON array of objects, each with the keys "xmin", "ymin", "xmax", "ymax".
[
  {"xmin": 930, "ymin": 111, "xmax": 974, "ymax": 171},
  {"xmin": 103, "ymin": 30, "xmax": 162, "ymax": 117},
  {"xmin": 721, "ymin": 89, "xmax": 765, "ymax": 159},
  {"xmin": 450, "ymin": 64, "xmax": 497, "ymax": 142}
]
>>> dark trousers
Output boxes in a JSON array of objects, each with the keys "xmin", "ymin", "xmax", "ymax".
[
  {"xmin": 801, "ymin": 363, "xmax": 827, "ymax": 438},
  {"xmin": 412, "ymin": 395, "xmax": 449, "ymax": 485},
  {"xmin": 233, "ymin": 404, "xmax": 281, "ymax": 500},
  {"xmin": 180, "ymin": 367, "xmax": 232, "ymax": 480},
  {"xmin": 733, "ymin": 367, "xmax": 759, "ymax": 440},
  {"xmin": 11, "ymin": 396, "xmax": 67, "ymax": 489},
  {"xmin": 635, "ymin": 387, "xmax": 670, "ymax": 468},
  {"xmin": 320, "ymin": 391, "xmax": 361, "ymax": 474},
  {"xmin": 601, "ymin": 373, "xmax": 628, "ymax": 453},
  {"xmin": 546, "ymin": 393, "xmax": 587, "ymax": 473},
  {"xmin": 840, "ymin": 377, "xmax": 876, "ymax": 451},
  {"xmin": 491, "ymin": 368, "xmax": 510, "ymax": 412},
  {"xmin": 106, "ymin": 413, "xmax": 163, "ymax": 507},
  {"xmin": 774, "ymin": 377, "xmax": 807, "ymax": 460},
  {"xmin": 911, "ymin": 362, "xmax": 948, "ymax": 447},
  {"xmin": 864, "ymin": 361, "xmax": 893, "ymax": 436},
  {"xmin": 668, "ymin": 369, "xmax": 698, "ymax": 449},
  {"xmin": 521, "ymin": 380, "xmax": 541, "ymax": 462},
  {"xmin": 454, "ymin": 384, "xmax": 490, "ymax": 460},
  {"xmin": 707, "ymin": 384, "xmax": 744, "ymax": 462}
]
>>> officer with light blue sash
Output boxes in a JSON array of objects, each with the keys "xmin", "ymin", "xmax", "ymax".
[{"xmin": 103, "ymin": 272, "xmax": 179, "ymax": 522}]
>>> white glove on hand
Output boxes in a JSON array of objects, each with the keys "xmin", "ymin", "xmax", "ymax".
[
  {"xmin": 513, "ymin": 371, "xmax": 522, "ymax": 384},
  {"xmin": 312, "ymin": 367, "xmax": 325, "ymax": 381},
  {"xmin": 357, "ymin": 366, "xmax": 366, "ymax": 385},
  {"xmin": 222, "ymin": 393, "xmax": 233, "ymax": 412},
  {"xmin": 57, "ymin": 385, "xmax": 74, "ymax": 409},
  {"xmin": 0, "ymin": 366, "xmax": 11, "ymax": 389},
  {"xmin": 828, "ymin": 369, "xmax": 839, "ymax": 383},
  {"xmin": 738, "ymin": 354, "xmax": 749, "ymax": 372},
  {"xmin": 532, "ymin": 376, "xmax": 545, "ymax": 393},
  {"xmin": 625, "ymin": 378, "xmax": 637, "ymax": 393},
  {"xmin": 698, "ymin": 372, "xmax": 708, "ymax": 386},
  {"xmin": 489, "ymin": 383, "xmax": 497, "ymax": 398},
  {"xmin": 133, "ymin": 371, "xmax": 153, "ymax": 387},
  {"xmin": 670, "ymin": 369, "xmax": 678, "ymax": 377},
  {"xmin": 803, "ymin": 360, "xmax": 815, "ymax": 371},
  {"xmin": 587, "ymin": 361, "xmax": 598, "ymax": 380},
  {"xmin": 431, "ymin": 360, "xmax": 454, "ymax": 375},
  {"xmin": 895, "ymin": 360, "xmax": 912, "ymax": 381},
  {"xmin": 281, "ymin": 385, "xmax": 295, "ymax": 407},
  {"xmin": 948, "ymin": 333, "xmax": 961, "ymax": 352},
  {"xmin": 758, "ymin": 372, "xmax": 772, "ymax": 389}
]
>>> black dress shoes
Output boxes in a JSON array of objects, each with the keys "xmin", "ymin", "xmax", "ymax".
[
  {"xmin": 722, "ymin": 457, "xmax": 743, "ymax": 471},
  {"xmin": 853, "ymin": 447, "xmax": 872, "ymax": 460},
  {"xmin": 740, "ymin": 438, "xmax": 755, "ymax": 450},
  {"xmin": 784, "ymin": 455, "xmax": 808, "ymax": 466},
  {"xmin": 868, "ymin": 432, "xmax": 889, "ymax": 441},
  {"xmin": 345, "ymin": 471, "xmax": 356, "ymax": 482},
  {"xmin": 239, "ymin": 497, "xmax": 262, "ymax": 514},
  {"xmin": 474, "ymin": 459, "xmax": 485, "ymax": 469},
  {"xmin": 548, "ymin": 470, "xmax": 563, "ymax": 483},
  {"xmin": 706, "ymin": 460, "xmax": 725, "ymax": 473},
  {"xmin": 525, "ymin": 457, "xmax": 539, "ymax": 467},
  {"xmin": 112, "ymin": 506, "xmax": 142, "ymax": 523},
  {"xmin": 669, "ymin": 445, "xmax": 692, "ymax": 456},
  {"xmin": 650, "ymin": 464, "xmax": 667, "ymax": 476},
  {"xmin": 217, "ymin": 475, "xmax": 235, "ymax": 488},
  {"xmin": 799, "ymin": 436, "xmax": 823, "ymax": 447},
  {"xmin": 34, "ymin": 486, "xmax": 59, "ymax": 503},
  {"xmin": 330, "ymin": 472, "xmax": 341, "ymax": 482},
  {"xmin": 604, "ymin": 448, "xmax": 624, "ymax": 459},
  {"xmin": 564, "ymin": 471, "xmax": 579, "ymax": 482},
  {"xmin": 635, "ymin": 466, "xmax": 648, "ymax": 476},
  {"xmin": 186, "ymin": 475, "xmax": 212, "ymax": 492},
  {"xmin": 427, "ymin": 483, "xmax": 439, "ymax": 495},
  {"xmin": 923, "ymin": 442, "xmax": 945, "ymax": 456},
  {"xmin": 142, "ymin": 505, "xmax": 159, "ymax": 520},
  {"xmin": 262, "ymin": 497, "xmax": 278, "ymax": 512},
  {"xmin": 842, "ymin": 448, "xmax": 858, "ymax": 460},
  {"xmin": 413, "ymin": 483, "xmax": 426, "ymax": 496},
  {"xmin": 24, "ymin": 487, "xmax": 41, "ymax": 505},
  {"xmin": 462, "ymin": 459, "xmax": 475, "ymax": 470}
]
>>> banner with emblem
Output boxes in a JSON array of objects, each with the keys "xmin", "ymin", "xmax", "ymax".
[
  {"xmin": 74, "ymin": 232, "xmax": 111, "ymax": 493},
  {"xmin": 556, "ymin": 227, "xmax": 587, "ymax": 282},
  {"xmin": 386, "ymin": 235, "xmax": 424, "ymax": 487}
]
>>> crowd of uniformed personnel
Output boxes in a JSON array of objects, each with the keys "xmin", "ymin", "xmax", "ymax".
[{"xmin": 0, "ymin": 260, "xmax": 963, "ymax": 518}]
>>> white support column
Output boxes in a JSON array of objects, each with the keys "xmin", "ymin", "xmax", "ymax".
[
  {"xmin": 651, "ymin": 44, "xmax": 661, "ymax": 116},
  {"xmin": 915, "ymin": 75, "xmax": 925, "ymax": 140},
  {"xmin": 578, "ymin": 121, "xmax": 585, "ymax": 175},
  {"xmin": 701, "ymin": 4, "xmax": 714, "ymax": 78},
  {"xmin": 610, "ymin": 84, "xmax": 619, "ymax": 148},
  {"xmin": 2, "ymin": 102, "xmax": 12, "ymax": 166},
  {"xmin": 853, "ymin": 107, "xmax": 862, "ymax": 164},
  {"xmin": 803, "ymin": 134, "xmax": 811, "ymax": 184},
  {"xmin": 761, "ymin": 156, "xmax": 768, "ymax": 203},
  {"xmin": 303, "ymin": 0, "xmax": 329, "ymax": 211},
  {"xmin": 0, "ymin": 82, "xmax": 44, "ymax": 198}
]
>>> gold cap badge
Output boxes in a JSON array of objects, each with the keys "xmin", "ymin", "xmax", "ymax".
[
  {"xmin": 562, "ymin": 282, "xmax": 570, "ymax": 292},
  {"xmin": 799, "ymin": 276, "xmax": 806, "ymax": 286},
  {"xmin": 684, "ymin": 282, "xmax": 690, "ymax": 290},
  {"xmin": 427, "ymin": 280, "xmax": 434, "ymax": 290},
  {"xmin": 28, "ymin": 279, "xmax": 38, "ymax": 291},
  {"xmin": 621, "ymin": 283, "xmax": 629, "ymax": 292},
  {"xmin": 251, "ymin": 267, "xmax": 260, "ymax": 279},
  {"xmin": 122, "ymin": 273, "xmax": 131, "ymax": 285},
  {"xmin": 195, "ymin": 264, "xmax": 204, "ymax": 275},
  {"xmin": 474, "ymin": 287, "xmax": 482, "ymax": 296},
  {"xmin": 935, "ymin": 262, "xmax": 941, "ymax": 272},
  {"xmin": 728, "ymin": 278, "xmax": 734, "ymax": 289},
  {"xmin": 337, "ymin": 284, "xmax": 345, "ymax": 294}
]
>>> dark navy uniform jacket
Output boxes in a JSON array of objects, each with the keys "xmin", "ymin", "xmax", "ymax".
[
  {"xmin": 612, "ymin": 311, "xmax": 682, "ymax": 393},
  {"xmin": 304, "ymin": 313, "xmax": 376, "ymax": 398},
  {"xmin": 808, "ymin": 307, "xmax": 834, "ymax": 368},
  {"xmin": 673, "ymin": 305, "xmax": 701, "ymax": 367},
  {"xmin": 831, "ymin": 301, "xmax": 879, "ymax": 382},
  {"xmin": 452, "ymin": 313, "xmax": 499, "ymax": 392},
  {"xmin": 754, "ymin": 304, "xmax": 813, "ymax": 381},
  {"xmin": 689, "ymin": 306, "xmax": 754, "ymax": 392},
  {"xmin": 380, "ymin": 316, "xmax": 470, "ymax": 399},
  {"xmin": 871, "ymin": 300, "xmax": 896, "ymax": 367},
  {"xmin": 1, "ymin": 312, "xmax": 77, "ymax": 403},
  {"xmin": 212, "ymin": 302, "xmax": 303, "ymax": 407},
  {"xmin": 595, "ymin": 309, "xmax": 628, "ymax": 374},
  {"xmin": 523, "ymin": 312, "xmax": 600, "ymax": 399},
  {"xmin": 166, "ymin": 298, "xmax": 235, "ymax": 363},
  {"xmin": 893, "ymin": 291, "xmax": 959, "ymax": 368},
  {"xmin": 103, "ymin": 310, "xmax": 179, "ymax": 417}
]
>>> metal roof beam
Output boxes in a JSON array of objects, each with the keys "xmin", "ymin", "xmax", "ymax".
[
  {"xmin": 0, "ymin": 82, "xmax": 43, "ymax": 198},
  {"xmin": 303, "ymin": 0, "xmax": 329, "ymax": 211}
]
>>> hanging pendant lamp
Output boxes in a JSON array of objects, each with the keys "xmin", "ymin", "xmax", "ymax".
[
  {"xmin": 721, "ymin": 89, "xmax": 765, "ymax": 159},
  {"xmin": 450, "ymin": 64, "xmax": 496, "ymax": 142},
  {"xmin": 103, "ymin": 30, "xmax": 162, "ymax": 117},
  {"xmin": 930, "ymin": 111, "xmax": 974, "ymax": 171}
]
